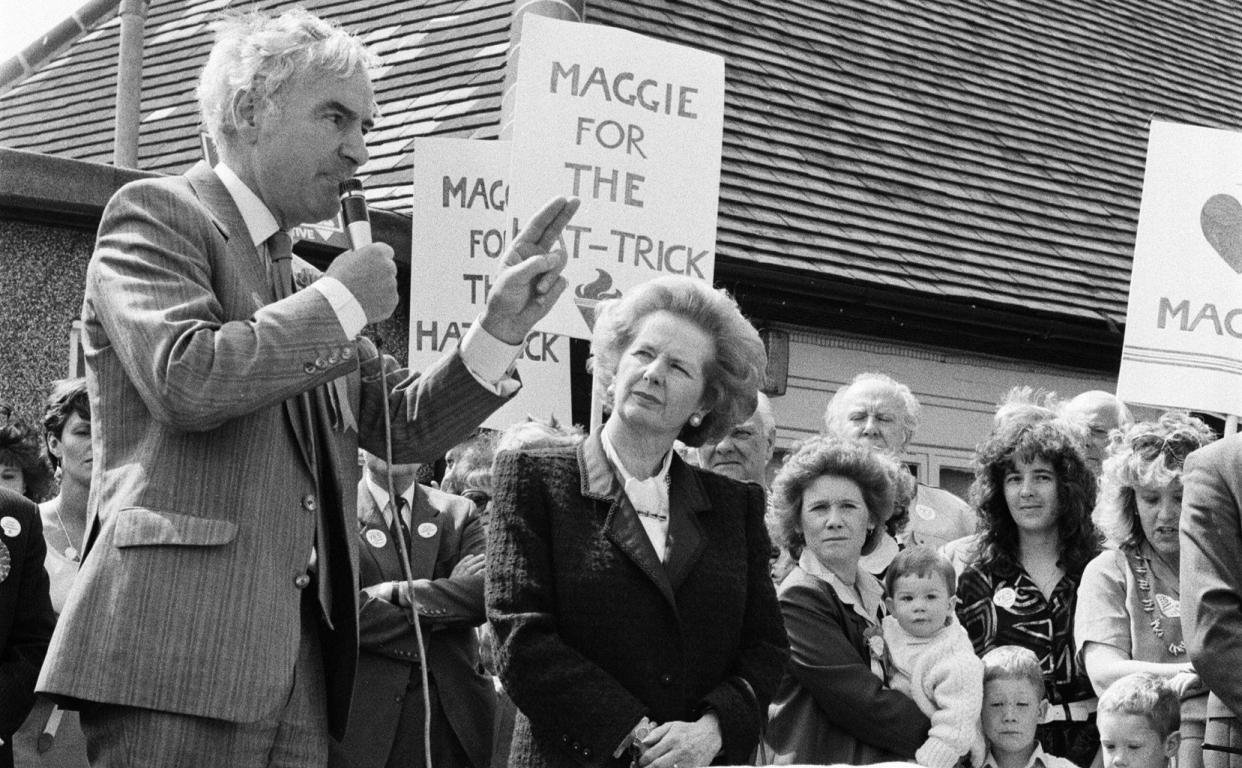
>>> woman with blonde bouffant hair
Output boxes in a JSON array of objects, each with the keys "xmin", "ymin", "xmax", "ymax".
[
  {"xmin": 1077, "ymin": 411, "xmax": 1216, "ymax": 768},
  {"xmin": 487, "ymin": 275, "xmax": 787, "ymax": 768}
]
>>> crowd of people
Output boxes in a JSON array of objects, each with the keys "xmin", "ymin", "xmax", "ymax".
[{"xmin": 4, "ymin": 7, "xmax": 1242, "ymax": 768}]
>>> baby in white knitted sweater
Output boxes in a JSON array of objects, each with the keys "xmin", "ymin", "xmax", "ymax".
[{"xmin": 882, "ymin": 546, "xmax": 986, "ymax": 768}]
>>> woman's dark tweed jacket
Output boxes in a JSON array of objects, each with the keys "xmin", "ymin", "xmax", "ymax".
[{"xmin": 486, "ymin": 430, "xmax": 788, "ymax": 768}]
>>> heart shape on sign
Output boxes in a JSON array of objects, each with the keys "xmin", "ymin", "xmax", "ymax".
[{"xmin": 1201, "ymin": 194, "xmax": 1242, "ymax": 274}]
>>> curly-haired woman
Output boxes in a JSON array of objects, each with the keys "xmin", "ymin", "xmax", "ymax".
[{"xmin": 956, "ymin": 416, "xmax": 1101, "ymax": 767}]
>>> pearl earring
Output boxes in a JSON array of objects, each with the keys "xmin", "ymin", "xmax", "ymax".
[{"xmin": 689, "ymin": 413, "xmax": 703, "ymax": 427}]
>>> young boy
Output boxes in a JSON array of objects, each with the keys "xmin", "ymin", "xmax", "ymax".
[
  {"xmin": 980, "ymin": 646, "xmax": 1078, "ymax": 768},
  {"xmin": 1097, "ymin": 673, "xmax": 1180, "ymax": 768},
  {"xmin": 882, "ymin": 545, "xmax": 986, "ymax": 768}
]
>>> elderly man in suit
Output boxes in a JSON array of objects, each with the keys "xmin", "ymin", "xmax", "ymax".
[
  {"xmin": 696, "ymin": 392, "xmax": 777, "ymax": 487},
  {"xmin": 825, "ymin": 373, "xmax": 975, "ymax": 574},
  {"xmin": 1182, "ymin": 434, "xmax": 1242, "ymax": 768},
  {"xmin": 328, "ymin": 450, "xmax": 493, "ymax": 768},
  {"xmin": 36, "ymin": 9, "xmax": 576, "ymax": 768},
  {"xmin": 0, "ymin": 486, "xmax": 55, "ymax": 768}
]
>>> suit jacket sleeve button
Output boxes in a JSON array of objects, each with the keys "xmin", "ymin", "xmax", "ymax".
[
  {"xmin": 342, "ymin": 346, "xmax": 354, "ymax": 360},
  {"xmin": 303, "ymin": 362, "xmax": 317, "ymax": 374},
  {"xmin": 294, "ymin": 574, "xmax": 311, "ymax": 589}
]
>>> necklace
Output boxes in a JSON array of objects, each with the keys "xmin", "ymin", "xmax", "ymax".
[
  {"xmin": 1129, "ymin": 551, "xmax": 1184, "ymax": 656},
  {"xmin": 51, "ymin": 499, "xmax": 81, "ymax": 563}
]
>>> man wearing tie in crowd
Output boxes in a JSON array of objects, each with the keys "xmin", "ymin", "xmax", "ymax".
[
  {"xmin": 328, "ymin": 450, "xmax": 493, "ymax": 768},
  {"xmin": 37, "ymin": 9, "xmax": 578, "ymax": 768}
]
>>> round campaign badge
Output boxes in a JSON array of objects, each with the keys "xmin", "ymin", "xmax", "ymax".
[
  {"xmin": 993, "ymin": 587, "xmax": 1017, "ymax": 610},
  {"xmin": 365, "ymin": 529, "xmax": 388, "ymax": 549},
  {"xmin": 915, "ymin": 504, "xmax": 936, "ymax": 521},
  {"xmin": 417, "ymin": 522, "xmax": 437, "ymax": 539},
  {"xmin": 0, "ymin": 516, "xmax": 20, "ymax": 538}
]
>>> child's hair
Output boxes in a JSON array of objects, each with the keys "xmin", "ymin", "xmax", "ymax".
[
  {"xmin": 981, "ymin": 645, "xmax": 1046, "ymax": 696},
  {"xmin": 1098, "ymin": 673, "xmax": 1180, "ymax": 741},
  {"xmin": 884, "ymin": 544, "xmax": 957, "ymax": 595}
]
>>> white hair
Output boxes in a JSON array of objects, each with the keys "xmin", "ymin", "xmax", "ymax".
[{"xmin": 196, "ymin": 8, "xmax": 377, "ymax": 148}]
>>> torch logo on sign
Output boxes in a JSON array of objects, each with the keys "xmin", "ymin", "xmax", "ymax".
[{"xmin": 574, "ymin": 269, "xmax": 623, "ymax": 331}]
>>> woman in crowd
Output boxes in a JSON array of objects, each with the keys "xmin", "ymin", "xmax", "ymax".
[
  {"xmin": 487, "ymin": 275, "xmax": 787, "ymax": 768},
  {"xmin": 956, "ymin": 416, "xmax": 1101, "ymax": 767},
  {"xmin": 13, "ymin": 378, "xmax": 93, "ymax": 767},
  {"xmin": 759, "ymin": 436, "xmax": 930, "ymax": 764},
  {"xmin": 1077, "ymin": 412, "xmax": 1215, "ymax": 768},
  {"xmin": 0, "ymin": 404, "xmax": 53, "ymax": 502}
]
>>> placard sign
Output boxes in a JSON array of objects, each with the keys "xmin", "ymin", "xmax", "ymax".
[
  {"xmin": 408, "ymin": 137, "xmax": 572, "ymax": 431},
  {"xmin": 507, "ymin": 15, "xmax": 726, "ymax": 338},
  {"xmin": 1118, "ymin": 120, "xmax": 1242, "ymax": 415}
]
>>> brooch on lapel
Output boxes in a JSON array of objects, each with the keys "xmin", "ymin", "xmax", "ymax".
[{"xmin": 863, "ymin": 625, "xmax": 889, "ymax": 682}]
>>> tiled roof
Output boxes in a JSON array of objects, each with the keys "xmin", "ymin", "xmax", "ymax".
[{"xmin": 3, "ymin": 0, "xmax": 1241, "ymax": 330}]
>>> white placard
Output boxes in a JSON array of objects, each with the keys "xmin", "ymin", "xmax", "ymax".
[
  {"xmin": 1118, "ymin": 120, "xmax": 1242, "ymax": 416},
  {"xmin": 508, "ymin": 15, "xmax": 726, "ymax": 338},
  {"xmin": 409, "ymin": 138, "xmax": 572, "ymax": 431}
]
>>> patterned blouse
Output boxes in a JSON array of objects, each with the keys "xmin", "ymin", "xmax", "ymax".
[{"xmin": 956, "ymin": 560, "xmax": 1095, "ymax": 704}]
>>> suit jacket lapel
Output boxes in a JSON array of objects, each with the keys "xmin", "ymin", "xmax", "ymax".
[
  {"xmin": 184, "ymin": 161, "xmax": 316, "ymax": 474},
  {"xmin": 665, "ymin": 455, "xmax": 710, "ymax": 591},
  {"xmin": 580, "ymin": 432, "xmax": 677, "ymax": 608}
]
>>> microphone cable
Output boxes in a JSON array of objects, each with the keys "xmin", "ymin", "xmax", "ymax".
[{"xmin": 341, "ymin": 179, "xmax": 435, "ymax": 768}]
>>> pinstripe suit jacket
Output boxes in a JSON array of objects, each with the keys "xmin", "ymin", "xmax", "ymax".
[{"xmin": 37, "ymin": 162, "xmax": 508, "ymax": 738}]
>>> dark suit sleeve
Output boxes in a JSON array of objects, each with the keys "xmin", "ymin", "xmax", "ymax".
[
  {"xmin": 697, "ymin": 482, "xmax": 789, "ymax": 763},
  {"xmin": 1181, "ymin": 444, "xmax": 1242, "ymax": 717},
  {"xmin": 487, "ymin": 450, "xmax": 647, "ymax": 760},
  {"xmin": 781, "ymin": 578, "xmax": 930, "ymax": 758},
  {"xmin": 0, "ymin": 502, "xmax": 55, "ymax": 736},
  {"xmin": 358, "ymin": 511, "xmax": 486, "ymax": 660}
]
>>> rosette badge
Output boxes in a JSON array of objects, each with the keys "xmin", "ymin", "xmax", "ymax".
[{"xmin": 573, "ymin": 269, "xmax": 623, "ymax": 331}]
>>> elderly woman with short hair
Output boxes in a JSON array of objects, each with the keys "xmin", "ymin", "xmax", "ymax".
[
  {"xmin": 758, "ymin": 436, "xmax": 931, "ymax": 765},
  {"xmin": 487, "ymin": 275, "xmax": 787, "ymax": 768},
  {"xmin": 1077, "ymin": 412, "xmax": 1215, "ymax": 768}
]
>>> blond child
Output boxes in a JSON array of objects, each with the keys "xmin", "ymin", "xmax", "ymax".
[
  {"xmin": 882, "ymin": 545, "xmax": 986, "ymax": 768},
  {"xmin": 980, "ymin": 646, "xmax": 1079, "ymax": 768},
  {"xmin": 1097, "ymin": 673, "xmax": 1180, "ymax": 768}
]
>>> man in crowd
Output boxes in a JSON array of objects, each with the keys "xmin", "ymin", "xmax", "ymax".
[
  {"xmin": 37, "ymin": 8, "xmax": 577, "ymax": 767},
  {"xmin": 330, "ymin": 451, "xmax": 492, "ymax": 768},
  {"xmin": 1062, "ymin": 390, "xmax": 1133, "ymax": 475},
  {"xmin": 697, "ymin": 392, "xmax": 777, "ymax": 487},
  {"xmin": 825, "ymin": 372, "xmax": 976, "ymax": 572}
]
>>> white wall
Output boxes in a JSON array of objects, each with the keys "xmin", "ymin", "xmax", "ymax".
[{"xmin": 767, "ymin": 326, "xmax": 1120, "ymax": 497}]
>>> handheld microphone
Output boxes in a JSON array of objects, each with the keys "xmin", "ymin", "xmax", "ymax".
[{"xmin": 339, "ymin": 178, "xmax": 372, "ymax": 248}]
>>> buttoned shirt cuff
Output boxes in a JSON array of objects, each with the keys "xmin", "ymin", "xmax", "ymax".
[
  {"xmin": 461, "ymin": 321, "xmax": 521, "ymax": 396},
  {"xmin": 311, "ymin": 277, "xmax": 367, "ymax": 338}
]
